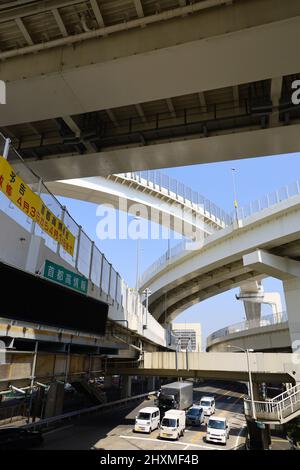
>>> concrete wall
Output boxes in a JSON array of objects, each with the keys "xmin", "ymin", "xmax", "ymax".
[
  {"xmin": 207, "ymin": 322, "xmax": 291, "ymax": 353},
  {"xmin": 0, "ymin": 208, "xmax": 169, "ymax": 349}
]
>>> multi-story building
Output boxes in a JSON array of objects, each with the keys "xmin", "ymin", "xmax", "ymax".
[{"xmin": 172, "ymin": 323, "xmax": 202, "ymax": 352}]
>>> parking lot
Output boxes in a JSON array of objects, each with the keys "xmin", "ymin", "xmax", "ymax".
[{"xmin": 40, "ymin": 381, "xmax": 247, "ymax": 451}]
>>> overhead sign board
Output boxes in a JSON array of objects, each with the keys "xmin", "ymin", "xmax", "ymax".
[
  {"xmin": 0, "ymin": 156, "xmax": 75, "ymax": 256},
  {"xmin": 44, "ymin": 260, "xmax": 88, "ymax": 294}
]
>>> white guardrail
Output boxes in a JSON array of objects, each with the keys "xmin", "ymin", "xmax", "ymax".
[
  {"xmin": 22, "ymin": 391, "xmax": 157, "ymax": 433},
  {"xmin": 206, "ymin": 312, "xmax": 288, "ymax": 345},
  {"xmin": 118, "ymin": 170, "xmax": 233, "ymax": 227},
  {"xmin": 140, "ymin": 178, "xmax": 300, "ymax": 287}
]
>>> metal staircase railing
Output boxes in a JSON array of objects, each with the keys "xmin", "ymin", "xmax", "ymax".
[{"xmin": 244, "ymin": 383, "xmax": 300, "ymax": 424}]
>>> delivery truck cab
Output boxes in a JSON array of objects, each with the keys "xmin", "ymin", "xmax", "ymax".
[
  {"xmin": 134, "ymin": 407, "xmax": 160, "ymax": 433},
  {"xmin": 200, "ymin": 396, "xmax": 215, "ymax": 416},
  {"xmin": 159, "ymin": 410, "xmax": 186, "ymax": 440},
  {"xmin": 206, "ymin": 416, "xmax": 230, "ymax": 445}
]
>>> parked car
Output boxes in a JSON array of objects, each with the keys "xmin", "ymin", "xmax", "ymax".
[
  {"xmin": 134, "ymin": 406, "xmax": 160, "ymax": 433},
  {"xmin": 159, "ymin": 409, "xmax": 185, "ymax": 440},
  {"xmin": 206, "ymin": 416, "xmax": 230, "ymax": 445},
  {"xmin": 200, "ymin": 396, "xmax": 215, "ymax": 416},
  {"xmin": 0, "ymin": 427, "xmax": 43, "ymax": 450},
  {"xmin": 186, "ymin": 405, "xmax": 205, "ymax": 426}
]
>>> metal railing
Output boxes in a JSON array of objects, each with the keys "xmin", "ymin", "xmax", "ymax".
[
  {"xmin": 117, "ymin": 171, "xmax": 232, "ymax": 227},
  {"xmin": 234, "ymin": 179, "xmax": 300, "ymax": 220},
  {"xmin": 0, "ymin": 402, "xmax": 27, "ymax": 425},
  {"xmin": 206, "ymin": 312, "xmax": 288, "ymax": 345},
  {"xmin": 21, "ymin": 391, "xmax": 156, "ymax": 433},
  {"xmin": 244, "ymin": 383, "xmax": 300, "ymax": 423},
  {"xmin": 140, "ymin": 178, "xmax": 300, "ymax": 287}
]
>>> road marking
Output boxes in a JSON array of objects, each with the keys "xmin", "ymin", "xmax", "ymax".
[
  {"xmin": 228, "ymin": 424, "xmax": 247, "ymax": 450},
  {"xmin": 119, "ymin": 435, "xmax": 220, "ymax": 450},
  {"xmin": 219, "ymin": 393, "xmax": 245, "ymax": 416},
  {"xmin": 190, "ymin": 430, "xmax": 205, "ymax": 444}
]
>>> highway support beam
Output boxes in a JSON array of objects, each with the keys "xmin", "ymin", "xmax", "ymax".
[
  {"xmin": 243, "ymin": 250, "xmax": 300, "ymax": 280},
  {"xmin": 243, "ymin": 250, "xmax": 300, "ymax": 352}
]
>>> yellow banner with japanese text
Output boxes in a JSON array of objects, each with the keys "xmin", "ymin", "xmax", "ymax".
[{"xmin": 0, "ymin": 156, "xmax": 75, "ymax": 256}]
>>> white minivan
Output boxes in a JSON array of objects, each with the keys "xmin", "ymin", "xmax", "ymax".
[
  {"xmin": 134, "ymin": 407, "xmax": 160, "ymax": 433},
  {"xmin": 200, "ymin": 396, "xmax": 215, "ymax": 416},
  {"xmin": 206, "ymin": 416, "xmax": 230, "ymax": 445},
  {"xmin": 159, "ymin": 409, "xmax": 186, "ymax": 440}
]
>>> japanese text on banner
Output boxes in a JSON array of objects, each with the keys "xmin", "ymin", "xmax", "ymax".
[{"xmin": 0, "ymin": 156, "xmax": 75, "ymax": 256}]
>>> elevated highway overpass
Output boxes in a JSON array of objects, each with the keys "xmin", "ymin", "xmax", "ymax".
[
  {"xmin": 206, "ymin": 313, "xmax": 291, "ymax": 353},
  {"xmin": 0, "ymin": 0, "xmax": 299, "ymax": 181},
  {"xmin": 140, "ymin": 185, "xmax": 300, "ymax": 347},
  {"xmin": 106, "ymin": 351, "xmax": 300, "ymax": 384},
  {"xmin": 46, "ymin": 170, "xmax": 231, "ymax": 239}
]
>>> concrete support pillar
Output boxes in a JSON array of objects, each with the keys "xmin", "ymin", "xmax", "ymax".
[
  {"xmin": 246, "ymin": 419, "xmax": 271, "ymax": 450},
  {"xmin": 283, "ymin": 278, "xmax": 300, "ymax": 351},
  {"xmin": 104, "ymin": 376, "xmax": 113, "ymax": 388},
  {"xmin": 147, "ymin": 376, "xmax": 156, "ymax": 392},
  {"xmin": 121, "ymin": 376, "xmax": 132, "ymax": 398},
  {"xmin": 44, "ymin": 382, "xmax": 64, "ymax": 418},
  {"xmin": 252, "ymin": 382, "xmax": 263, "ymax": 401}
]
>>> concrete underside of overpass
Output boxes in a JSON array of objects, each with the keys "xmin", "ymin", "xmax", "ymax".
[
  {"xmin": 0, "ymin": 316, "xmax": 164, "ymax": 392},
  {"xmin": 0, "ymin": 0, "xmax": 300, "ymax": 181},
  {"xmin": 2, "ymin": 349, "xmax": 298, "ymax": 391}
]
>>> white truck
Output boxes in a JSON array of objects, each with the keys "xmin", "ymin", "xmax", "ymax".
[
  {"xmin": 159, "ymin": 409, "xmax": 186, "ymax": 440},
  {"xmin": 134, "ymin": 407, "xmax": 160, "ymax": 434},
  {"xmin": 206, "ymin": 416, "xmax": 230, "ymax": 445},
  {"xmin": 157, "ymin": 381, "xmax": 193, "ymax": 414},
  {"xmin": 200, "ymin": 396, "xmax": 215, "ymax": 416}
]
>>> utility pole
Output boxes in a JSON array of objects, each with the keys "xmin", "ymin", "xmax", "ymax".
[
  {"xmin": 231, "ymin": 168, "xmax": 239, "ymax": 224},
  {"xmin": 143, "ymin": 287, "xmax": 152, "ymax": 329}
]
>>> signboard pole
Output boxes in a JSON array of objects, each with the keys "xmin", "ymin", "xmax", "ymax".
[
  {"xmin": 31, "ymin": 178, "xmax": 42, "ymax": 235},
  {"xmin": 3, "ymin": 138, "xmax": 11, "ymax": 160},
  {"xmin": 57, "ymin": 206, "xmax": 66, "ymax": 255},
  {"xmin": 99, "ymin": 254, "xmax": 104, "ymax": 295},
  {"xmin": 89, "ymin": 241, "xmax": 95, "ymax": 282},
  {"xmin": 75, "ymin": 225, "xmax": 82, "ymax": 271}
]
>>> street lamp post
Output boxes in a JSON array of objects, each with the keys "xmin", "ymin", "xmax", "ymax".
[
  {"xmin": 231, "ymin": 168, "xmax": 239, "ymax": 224},
  {"xmin": 134, "ymin": 216, "xmax": 141, "ymax": 291},
  {"xmin": 227, "ymin": 345, "xmax": 256, "ymax": 420},
  {"xmin": 136, "ymin": 235, "xmax": 141, "ymax": 291}
]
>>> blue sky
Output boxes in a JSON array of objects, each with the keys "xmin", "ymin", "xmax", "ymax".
[{"xmin": 60, "ymin": 152, "xmax": 300, "ymax": 349}]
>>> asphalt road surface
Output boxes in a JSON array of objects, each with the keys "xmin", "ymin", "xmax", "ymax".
[{"xmin": 39, "ymin": 380, "xmax": 247, "ymax": 451}]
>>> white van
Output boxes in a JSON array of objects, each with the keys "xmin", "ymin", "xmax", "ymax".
[
  {"xmin": 159, "ymin": 409, "xmax": 185, "ymax": 440},
  {"xmin": 206, "ymin": 416, "xmax": 230, "ymax": 445},
  {"xmin": 134, "ymin": 407, "xmax": 160, "ymax": 433},
  {"xmin": 200, "ymin": 396, "xmax": 215, "ymax": 416}
]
